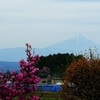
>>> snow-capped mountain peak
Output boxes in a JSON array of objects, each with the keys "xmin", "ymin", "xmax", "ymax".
[
  {"xmin": 71, "ymin": 34, "xmax": 87, "ymax": 43},
  {"xmin": 0, "ymin": 35, "xmax": 100, "ymax": 61}
]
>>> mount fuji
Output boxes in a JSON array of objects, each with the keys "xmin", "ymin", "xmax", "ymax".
[
  {"xmin": 0, "ymin": 35, "xmax": 100, "ymax": 62},
  {"xmin": 35, "ymin": 35, "xmax": 100, "ymax": 55}
]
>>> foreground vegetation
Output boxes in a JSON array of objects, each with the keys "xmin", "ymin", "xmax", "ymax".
[
  {"xmin": 0, "ymin": 43, "xmax": 100, "ymax": 100},
  {"xmin": 61, "ymin": 48, "xmax": 100, "ymax": 100},
  {"xmin": 37, "ymin": 48, "xmax": 100, "ymax": 100},
  {"xmin": 0, "ymin": 43, "xmax": 40, "ymax": 100}
]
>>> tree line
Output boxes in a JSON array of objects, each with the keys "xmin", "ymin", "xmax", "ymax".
[{"xmin": 37, "ymin": 53, "xmax": 83, "ymax": 77}]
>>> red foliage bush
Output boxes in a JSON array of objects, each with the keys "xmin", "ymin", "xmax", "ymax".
[{"xmin": 61, "ymin": 49, "xmax": 100, "ymax": 100}]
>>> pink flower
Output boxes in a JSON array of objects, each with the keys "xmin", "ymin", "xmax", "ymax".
[
  {"xmin": 11, "ymin": 70, "xmax": 16, "ymax": 74},
  {"xmin": 18, "ymin": 73, "xmax": 23, "ymax": 77},
  {"xmin": 29, "ymin": 66, "xmax": 34, "ymax": 70},
  {"xmin": 11, "ymin": 76, "xmax": 15, "ymax": 80},
  {"xmin": 16, "ymin": 73, "xmax": 23, "ymax": 81},
  {"xmin": 0, "ymin": 43, "xmax": 40, "ymax": 100},
  {"xmin": 3, "ymin": 84, "xmax": 8, "ymax": 89},
  {"xmin": 31, "ymin": 95, "xmax": 40, "ymax": 100},
  {"xmin": 5, "ymin": 74, "xmax": 9, "ymax": 78},
  {"xmin": 34, "ymin": 77, "xmax": 40, "ymax": 83},
  {"xmin": 29, "ymin": 72, "xmax": 33, "ymax": 76},
  {"xmin": 0, "ymin": 75, "xmax": 2, "ymax": 79},
  {"xmin": 35, "ymin": 54, "xmax": 40, "ymax": 61},
  {"xmin": 4, "ymin": 78, "xmax": 8, "ymax": 83},
  {"xmin": 31, "ymin": 75, "xmax": 35, "ymax": 79},
  {"xmin": 32, "ymin": 68, "xmax": 39, "ymax": 74},
  {"xmin": 30, "ymin": 61, "xmax": 35, "ymax": 65},
  {"xmin": 22, "ymin": 72, "xmax": 27, "ymax": 77},
  {"xmin": 28, "ymin": 79, "xmax": 33, "ymax": 83},
  {"xmin": 19, "ymin": 59, "xmax": 25, "ymax": 66},
  {"xmin": 32, "ymin": 57, "xmax": 36, "ymax": 61},
  {"xmin": 6, "ymin": 96, "xmax": 10, "ymax": 100}
]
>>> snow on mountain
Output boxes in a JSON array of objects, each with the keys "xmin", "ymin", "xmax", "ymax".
[
  {"xmin": 0, "ymin": 35, "xmax": 100, "ymax": 62},
  {"xmin": 35, "ymin": 35, "xmax": 100, "ymax": 55}
]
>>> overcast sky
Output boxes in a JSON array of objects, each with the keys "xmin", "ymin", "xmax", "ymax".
[{"xmin": 0, "ymin": 0, "xmax": 100, "ymax": 49}]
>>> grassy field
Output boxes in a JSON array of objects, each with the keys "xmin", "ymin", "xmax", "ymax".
[
  {"xmin": 12, "ymin": 92, "xmax": 82, "ymax": 100},
  {"xmin": 35, "ymin": 92, "xmax": 63, "ymax": 100},
  {"xmin": 12, "ymin": 92, "xmax": 63, "ymax": 100},
  {"xmin": 40, "ymin": 98, "xmax": 62, "ymax": 100}
]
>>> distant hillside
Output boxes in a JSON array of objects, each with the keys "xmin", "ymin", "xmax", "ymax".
[
  {"xmin": 0, "ymin": 47, "xmax": 26, "ymax": 61},
  {"xmin": 0, "ymin": 61, "xmax": 20, "ymax": 73},
  {"xmin": 0, "ymin": 35, "xmax": 100, "ymax": 62}
]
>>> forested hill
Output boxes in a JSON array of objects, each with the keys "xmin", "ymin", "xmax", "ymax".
[
  {"xmin": 0, "ymin": 53, "xmax": 82, "ymax": 75},
  {"xmin": 37, "ymin": 53, "xmax": 83, "ymax": 76}
]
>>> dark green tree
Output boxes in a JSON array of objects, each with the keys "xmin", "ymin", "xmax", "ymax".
[{"xmin": 37, "ymin": 53, "xmax": 82, "ymax": 77}]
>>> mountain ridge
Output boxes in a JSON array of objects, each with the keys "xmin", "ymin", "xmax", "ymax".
[
  {"xmin": 35, "ymin": 35, "xmax": 100, "ymax": 55},
  {"xmin": 0, "ymin": 35, "xmax": 100, "ymax": 62}
]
